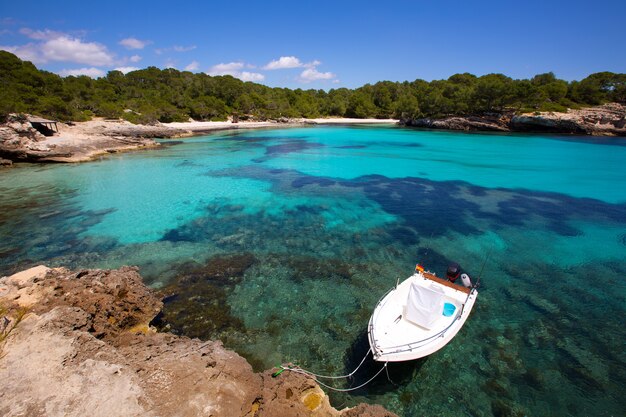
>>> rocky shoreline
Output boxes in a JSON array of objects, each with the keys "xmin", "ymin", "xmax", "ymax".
[
  {"xmin": 0, "ymin": 116, "xmax": 397, "ymax": 165},
  {"xmin": 401, "ymin": 103, "xmax": 626, "ymax": 136},
  {"xmin": 0, "ymin": 265, "xmax": 396, "ymax": 417},
  {"xmin": 0, "ymin": 116, "xmax": 186, "ymax": 164},
  {"xmin": 1, "ymin": 104, "xmax": 623, "ymax": 166}
]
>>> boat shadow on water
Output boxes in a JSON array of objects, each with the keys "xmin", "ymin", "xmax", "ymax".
[{"xmin": 341, "ymin": 330, "xmax": 428, "ymax": 396}]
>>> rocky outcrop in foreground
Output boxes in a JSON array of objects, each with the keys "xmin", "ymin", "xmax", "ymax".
[
  {"xmin": 0, "ymin": 266, "xmax": 396, "ymax": 417},
  {"xmin": 402, "ymin": 103, "xmax": 626, "ymax": 136},
  {"xmin": 0, "ymin": 115, "xmax": 184, "ymax": 163}
]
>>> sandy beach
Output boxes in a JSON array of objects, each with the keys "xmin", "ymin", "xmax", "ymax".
[
  {"xmin": 0, "ymin": 116, "xmax": 400, "ymax": 164},
  {"xmin": 163, "ymin": 120, "xmax": 288, "ymax": 132},
  {"xmin": 163, "ymin": 117, "xmax": 398, "ymax": 132},
  {"xmin": 302, "ymin": 118, "xmax": 398, "ymax": 125}
]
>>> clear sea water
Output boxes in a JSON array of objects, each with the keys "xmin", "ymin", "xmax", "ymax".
[{"xmin": 1, "ymin": 125, "xmax": 625, "ymax": 416}]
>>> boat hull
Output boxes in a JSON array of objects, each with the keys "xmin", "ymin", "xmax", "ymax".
[{"xmin": 368, "ymin": 272, "xmax": 477, "ymax": 362}]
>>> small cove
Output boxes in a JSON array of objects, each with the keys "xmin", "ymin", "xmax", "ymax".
[{"xmin": 1, "ymin": 125, "xmax": 625, "ymax": 416}]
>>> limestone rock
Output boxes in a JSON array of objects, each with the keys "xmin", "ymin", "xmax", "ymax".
[
  {"xmin": 405, "ymin": 114, "xmax": 510, "ymax": 132},
  {"xmin": 0, "ymin": 266, "xmax": 396, "ymax": 417},
  {"xmin": 0, "ymin": 114, "xmax": 181, "ymax": 163},
  {"xmin": 341, "ymin": 404, "xmax": 398, "ymax": 417},
  {"xmin": 510, "ymin": 103, "xmax": 626, "ymax": 136},
  {"xmin": 401, "ymin": 103, "xmax": 626, "ymax": 136}
]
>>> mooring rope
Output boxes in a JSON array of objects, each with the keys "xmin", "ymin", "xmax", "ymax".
[
  {"xmin": 272, "ymin": 347, "xmax": 389, "ymax": 392},
  {"xmin": 277, "ymin": 347, "xmax": 372, "ymax": 380},
  {"xmin": 284, "ymin": 362, "xmax": 389, "ymax": 393}
]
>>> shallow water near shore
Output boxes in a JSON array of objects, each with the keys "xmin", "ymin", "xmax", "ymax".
[{"xmin": 1, "ymin": 125, "xmax": 625, "ymax": 416}]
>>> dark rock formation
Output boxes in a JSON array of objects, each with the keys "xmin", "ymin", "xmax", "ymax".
[
  {"xmin": 402, "ymin": 103, "xmax": 626, "ymax": 136},
  {"xmin": 0, "ymin": 114, "xmax": 184, "ymax": 163},
  {"xmin": 510, "ymin": 103, "xmax": 626, "ymax": 135},
  {"xmin": 0, "ymin": 115, "xmax": 69, "ymax": 161},
  {"xmin": 404, "ymin": 114, "xmax": 511, "ymax": 132},
  {"xmin": 0, "ymin": 265, "xmax": 397, "ymax": 417}
]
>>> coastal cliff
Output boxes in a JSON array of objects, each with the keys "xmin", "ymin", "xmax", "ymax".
[
  {"xmin": 402, "ymin": 103, "xmax": 626, "ymax": 136},
  {"xmin": 2, "ymin": 103, "xmax": 623, "ymax": 167},
  {"xmin": 0, "ymin": 115, "xmax": 181, "ymax": 163},
  {"xmin": 0, "ymin": 116, "xmax": 391, "ymax": 164},
  {"xmin": 0, "ymin": 266, "xmax": 396, "ymax": 417},
  {"xmin": 509, "ymin": 103, "xmax": 626, "ymax": 135}
]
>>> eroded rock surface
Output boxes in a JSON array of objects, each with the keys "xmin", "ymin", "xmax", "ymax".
[
  {"xmin": 403, "ymin": 114, "xmax": 510, "ymax": 132},
  {"xmin": 510, "ymin": 103, "xmax": 626, "ymax": 135},
  {"xmin": 402, "ymin": 103, "xmax": 626, "ymax": 136},
  {"xmin": 0, "ymin": 115, "xmax": 183, "ymax": 163},
  {"xmin": 0, "ymin": 266, "xmax": 396, "ymax": 417}
]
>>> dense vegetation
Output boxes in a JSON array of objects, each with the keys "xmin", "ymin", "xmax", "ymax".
[{"xmin": 1, "ymin": 51, "xmax": 624, "ymax": 123}]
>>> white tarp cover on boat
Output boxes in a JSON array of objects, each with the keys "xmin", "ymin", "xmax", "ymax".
[{"xmin": 405, "ymin": 282, "xmax": 444, "ymax": 329}]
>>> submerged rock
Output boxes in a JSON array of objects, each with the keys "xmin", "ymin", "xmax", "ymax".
[{"xmin": 0, "ymin": 265, "xmax": 396, "ymax": 417}]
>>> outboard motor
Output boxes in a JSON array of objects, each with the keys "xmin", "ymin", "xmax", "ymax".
[
  {"xmin": 460, "ymin": 273, "xmax": 472, "ymax": 288},
  {"xmin": 446, "ymin": 262, "xmax": 461, "ymax": 283}
]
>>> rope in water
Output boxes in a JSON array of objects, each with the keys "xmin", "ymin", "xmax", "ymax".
[
  {"xmin": 285, "ymin": 362, "xmax": 389, "ymax": 393},
  {"xmin": 273, "ymin": 347, "xmax": 389, "ymax": 392},
  {"xmin": 280, "ymin": 347, "xmax": 372, "ymax": 380}
]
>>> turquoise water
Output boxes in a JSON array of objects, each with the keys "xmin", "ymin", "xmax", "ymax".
[{"xmin": 1, "ymin": 126, "xmax": 625, "ymax": 416}]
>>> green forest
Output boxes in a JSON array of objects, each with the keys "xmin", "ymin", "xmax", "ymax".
[{"xmin": 1, "ymin": 51, "xmax": 624, "ymax": 124}]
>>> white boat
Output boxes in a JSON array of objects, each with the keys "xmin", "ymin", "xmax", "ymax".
[{"xmin": 368, "ymin": 267, "xmax": 478, "ymax": 362}]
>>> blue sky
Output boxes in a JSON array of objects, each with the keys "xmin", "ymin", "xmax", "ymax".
[{"xmin": 1, "ymin": 0, "xmax": 624, "ymax": 89}]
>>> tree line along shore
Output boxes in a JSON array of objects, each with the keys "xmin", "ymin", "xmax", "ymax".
[{"xmin": 1, "ymin": 51, "xmax": 624, "ymax": 125}]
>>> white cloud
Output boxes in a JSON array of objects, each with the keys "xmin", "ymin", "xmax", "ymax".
[
  {"xmin": 129, "ymin": 54, "xmax": 142, "ymax": 63},
  {"xmin": 19, "ymin": 28, "xmax": 65, "ymax": 40},
  {"xmin": 42, "ymin": 36, "xmax": 114, "ymax": 66},
  {"xmin": 263, "ymin": 56, "xmax": 303, "ymax": 70},
  {"xmin": 5, "ymin": 29, "xmax": 114, "ymax": 66},
  {"xmin": 206, "ymin": 62, "xmax": 263, "ymax": 82},
  {"xmin": 239, "ymin": 71, "xmax": 265, "ymax": 82},
  {"xmin": 306, "ymin": 60, "xmax": 321, "ymax": 68},
  {"xmin": 207, "ymin": 62, "xmax": 245, "ymax": 75},
  {"xmin": 299, "ymin": 67, "xmax": 336, "ymax": 82},
  {"xmin": 164, "ymin": 59, "xmax": 176, "ymax": 69},
  {"xmin": 0, "ymin": 43, "xmax": 41, "ymax": 63},
  {"xmin": 263, "ymin": 56, "xmax": 322, "ymax": 70},
  {"xmin": 119, "ymin": 37, "xmax": 148, "ymax": 50},
  {"xmin": 58, "ymin": 67, "xmax": 105, "ymax": 78},
  {"xmin": 173, "ymin": 45, "xmax": 196, "ymax": 52},
  {"xmin": 184, "ymin": 60, "xmax": 199, "ymax": 71},
  {"xmin": 114, "ymin": 66, "xmax": 140, "ymax": 74}
]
